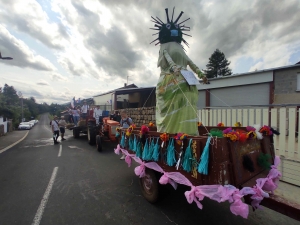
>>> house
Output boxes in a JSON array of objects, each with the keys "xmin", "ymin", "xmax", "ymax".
[{"xmin": 196, "ymin": 63, "xmax": 300, "ymax": 108}]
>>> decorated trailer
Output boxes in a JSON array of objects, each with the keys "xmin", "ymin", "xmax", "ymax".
[{"xmin": 114, "ymin": 124, "xmax": 300, "ymax": 221}]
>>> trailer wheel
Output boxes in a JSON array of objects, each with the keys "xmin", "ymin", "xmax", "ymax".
[
  {"xmin": 73, "ymin": 128, "xmax": 80, "ymax": 138},
  {"xmin": 139, "ymin": 168, "xmax": 159, "ymax": 203},
  {"xmin": 96, "ymin": 135, "xmax": 102, "ymax": 152},
  {"xmin": 88, "ymin": 126, "xmax": 96, "ymax": 145}
]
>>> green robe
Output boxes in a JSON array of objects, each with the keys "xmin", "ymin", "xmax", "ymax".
[{"xmin": 156, "ymin": 42, "xmax": 202, "ymax": 136}]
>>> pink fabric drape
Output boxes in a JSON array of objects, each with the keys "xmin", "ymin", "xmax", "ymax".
[{"xmin": 114, "ymin": 146, "xmax": 281, "ymax": 219}]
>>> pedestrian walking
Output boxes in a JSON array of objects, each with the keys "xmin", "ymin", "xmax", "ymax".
[
  {"xmin": 59, "ymin": 116, "xmax": 67, "ymax": 141},
  {"xmin": 51, "ymin": 116, "xmax": 60, "ymax": 144}
]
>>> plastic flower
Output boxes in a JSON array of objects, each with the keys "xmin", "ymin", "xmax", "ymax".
[
  {"xmin": 149, "ymin": 122, "xmax": 155, "ymax": 127},
  {"xmin": 247, "ymin": 131, "xmax": 257, "ymax": 139},
  {"xmin": 140, "ymin": 125, "xmax": 149, "ymax": 134},
  {"xmin": 160, "ymin": 133, "xmax": 169, "ymax": 142},
  {"xmin": 234, "ymin": 122, "xmax": 242, "ymax": 127},
  {"xmin": 259, "ymin": 125, "xmax": 273, "ymax": 136},
  {"xmin": 246, "ymin": 126, "xmax": 255, "ymax": 132},
  {"xmin": 217, "ymin": 122, "xmax": 224, "ymax": 127},
  {"xmin": 224, "ymin": 131, "xmax": 239, "ymax": 142},
  {"xmin": 238, "ymin": 133, "xmax": 248, "ymax": 142},
  {"xmin": 174, "ymin": 133, "xmax": 188, "ymax": 145},
  {"xmin": 126, "ymin": 125, "xmax": 134, "ymax": 136},
  {"xmin": 223, "ymin": 127, "xmax": 233, "ymax": 134}
]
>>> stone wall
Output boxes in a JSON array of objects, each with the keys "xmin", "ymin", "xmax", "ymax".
[
  {"xmin": 124, "ymin": 107, "xmax": 155, "ymax": 127},
  {"xmin": 274, "ymin": 67, "xmax": 300, "ymax": 104}
]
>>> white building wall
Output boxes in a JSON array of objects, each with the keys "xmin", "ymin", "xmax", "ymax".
[{"xmin": 0, "ymin": 117, "xmax": 7, "ymax": 133}]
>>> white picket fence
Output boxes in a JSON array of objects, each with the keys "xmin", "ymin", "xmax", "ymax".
[{"xmin": 198, "ymin": 107, "xmax": 300, "ymax": 186}]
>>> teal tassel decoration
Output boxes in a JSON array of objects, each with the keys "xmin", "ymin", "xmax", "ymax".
[
  {"xmin": 143, "ymin": 138, "xmax": 154, "ymax": 161},
  {"xmin": 142, "ymin": 139, "xmax": 150, "ymax": 160},
  {"xmin": 120, "ymin": 132, "xmax": 125, "ymax": 148},
  {"xmin": 132, "ymin": 135, "xmax": 137, "ymax": 152},
  {"xmin": 182, "ymin": 139, "xmax": 193, "ymax": 172},
  {"xmin": 166, "ymin": 138, "xmax": 176, "ymax": 166},
  {"xmin": 197, "ymin": 136, "xmax": 212, "ymax": 175},
  {"xmin": 129, "ymin": 136, "xmax": 134, "ymax": 150},
  {"xmin": 136, "ymin": 141, "xmax": 142, "ymax": 158},
  {"xmin": 152, "ymin": 137, "xmax": 160, "ymax": 161}
]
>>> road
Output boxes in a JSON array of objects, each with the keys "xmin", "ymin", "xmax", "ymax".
[{"xmin": 0, "ymin": 113, "xmax": 299, "ymax": 225}]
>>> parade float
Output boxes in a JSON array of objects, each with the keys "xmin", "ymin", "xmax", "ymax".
[{"xmin": 113, "ymin": 7, "xmax": 300, "ymax": 220}]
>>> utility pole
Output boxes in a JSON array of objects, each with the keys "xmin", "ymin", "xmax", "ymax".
[{"xmin": 18, "ymin": 91, "xmax": 23, "ymax": 122}]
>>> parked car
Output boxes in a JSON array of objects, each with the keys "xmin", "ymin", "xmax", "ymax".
[
  {"xmin": 18, "ymin": 122, "xmax": 31, "ymax": 130},
  {"xmin": 29, "ymin": 120, "xmax": 36, "ymax": 127}
]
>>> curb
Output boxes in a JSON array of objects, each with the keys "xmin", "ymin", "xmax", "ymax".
[{"xmin": 0, "ymin": 131, "xmax": 29, "ymax": 154}]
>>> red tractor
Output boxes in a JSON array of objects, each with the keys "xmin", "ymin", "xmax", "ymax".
[{"xmin": 70, "ymin": 109, "xmax": 120, "ymax": 151}]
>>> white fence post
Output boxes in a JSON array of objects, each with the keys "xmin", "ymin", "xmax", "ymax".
[
  {"xmin": 288, "ymin": 108, "xmax": 296, "ymax": 158},
  {"xmin": 263, "ymin": 108, "xmax": 269, "ymax": 126},
  {"xmin": 279, "ymin": 108, "xmax": 287, "ymax": 156}
]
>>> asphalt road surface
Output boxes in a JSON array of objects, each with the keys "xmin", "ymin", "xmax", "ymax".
[{"xmin": 0, "ymin": 114, "xmax": 299, "ymax": 225}]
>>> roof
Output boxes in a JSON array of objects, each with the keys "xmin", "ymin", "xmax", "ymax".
[
  {"xmin": 114, "ymin": 86, "xmax": 155, "ymax": 95},
  {"xmin": 93, "ymin": 84, "xmax": 138, "ymax": 97},
  {"xmin": 207, "ymin": 63, "xmax": 300, "ymax": 81}
]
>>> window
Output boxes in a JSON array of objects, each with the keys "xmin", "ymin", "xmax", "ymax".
[{"xmin": 297, "ymin": 73, "xmax": 300, "ymax": 91}]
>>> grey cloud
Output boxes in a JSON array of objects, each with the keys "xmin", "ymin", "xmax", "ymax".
[
  {"xmin": 0, "ymin": 25, "xmax": 56, "ymax": 71},
  {"xmin": 36, "ymin": 82, "xmax": 49, "ymax": 86},
  {"xmin": 0, "ymin": 0, "xmax": 69, "ymax": 50}
]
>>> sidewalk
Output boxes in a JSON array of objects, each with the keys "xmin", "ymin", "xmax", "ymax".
[{"xmin": 0, "ymin": 130, "xmax": 29, "ymax": 153}]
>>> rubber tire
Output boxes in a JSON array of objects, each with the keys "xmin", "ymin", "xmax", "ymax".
[
  {"xmin": 139, "ymin": 168, "xmax": 159, "ymax": 203},
  {"xmin": 73, "ymin": 128, "xmax": 80, "ymax": 138},
  {"xmin": 96, "ymin": 135, "xmax": 102, "ymax": 152},
  {"xmin": 88, "ymin": 126, "xmax": 96, "ymax": 145}
]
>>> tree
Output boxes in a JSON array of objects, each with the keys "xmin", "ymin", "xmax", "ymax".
[{"xmin": 204, "ymin": 49, "xmax": 232, "ymax": 78}]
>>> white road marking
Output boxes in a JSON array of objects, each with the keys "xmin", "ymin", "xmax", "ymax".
[
  {"xmin": 58, "ymin": 145, "xmax": 62, "ymax": 157},
  {"xmin": 44, "ymin": 124, "xmax": 52, "ymax": 132},
  {"xmin": 32, "ymin": 167, "xmax": 59, "ymax": 225},
  {"xmin": 0, "ymin": 131, "xmax": 29, "ymax": 154}
]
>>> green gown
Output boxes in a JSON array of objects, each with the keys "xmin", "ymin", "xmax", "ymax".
[{"xmin": 156, "ymin": 42, "xmax": 203, "ymax": 136}]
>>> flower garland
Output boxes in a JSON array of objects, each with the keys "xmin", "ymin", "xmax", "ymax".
[{"xmin": 222, "ymin": 125, "xmax": 273, "ymax": 142}]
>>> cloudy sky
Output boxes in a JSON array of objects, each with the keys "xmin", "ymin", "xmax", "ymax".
[{"xmin": 1, "ymin": 0, "xmax": 300, "ymax": 104}]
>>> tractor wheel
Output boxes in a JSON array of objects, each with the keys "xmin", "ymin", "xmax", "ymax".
[
  {"xmin": 96, "ymin": 135, "xmax": 102, "ymax": 152},
  {"xmin": 88, "ymin": 126, "xmax": 96, "ymax": 145},
  {"xmin": 73, "ymin": 128, "xmax": 80, "ymax": 138},
  {"xmin": 139, "ymin": 168, "xmax": 159, "ymax": 203}
]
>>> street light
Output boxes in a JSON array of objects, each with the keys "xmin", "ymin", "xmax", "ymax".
[
  {"xmin": 0, "ymin": 52, "xmax": 13, "ymax": 60},
  {"xmin": 18, "ymin": 91, "xmax": 23, "ymax": 122}
]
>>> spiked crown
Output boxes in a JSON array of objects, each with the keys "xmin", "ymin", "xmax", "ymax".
[{"xmin": 150, "ymin": 7, "xmax": 191, "ymax": 47}]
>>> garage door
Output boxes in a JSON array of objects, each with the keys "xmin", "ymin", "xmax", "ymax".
[
  {"xmin": 197, "ymin": 90, "xmax": 206, "ymax": 109},
  {"xmin": 210, "ymin": 83, "xmax": 270, "ymax": 107}
]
